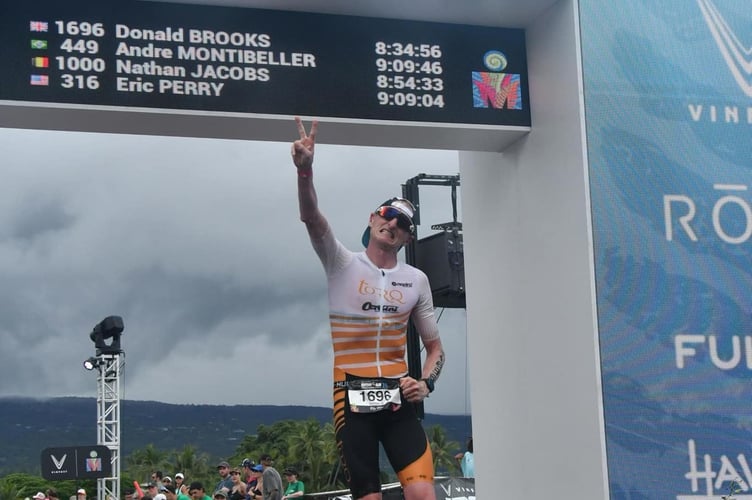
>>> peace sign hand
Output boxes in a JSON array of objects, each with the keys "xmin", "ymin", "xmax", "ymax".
[{"xmin": 291, "ymin": 116, "xmax": 318, "ymax": 171}]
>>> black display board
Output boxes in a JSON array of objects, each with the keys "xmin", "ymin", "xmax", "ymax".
[
  {"xmin": 0, "ymin": 0, "xmax": 529, "ymax": 128},
  {"xmin": 41, "ymin": 445, "xmax": 112, "ymax": 481}
]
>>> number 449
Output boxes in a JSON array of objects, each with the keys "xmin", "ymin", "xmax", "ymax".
[{"xmin": 60, "ymin": 38, "xmax": 100, "ymax": 54}]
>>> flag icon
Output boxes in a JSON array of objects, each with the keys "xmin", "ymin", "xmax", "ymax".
[
  {"xmin": 30, "ymin": 21, "xmax": 49, "ymax": 32},
  {"xmin": 31, "ymin": 39, "xmax": 48, "ymax": 50},
  {"xmin": 30, "ymin": 74, "xmax": 49, "ymax": 86},
  {"xmin": 32, "ymin": 56, "xmax": 49, "ymax": 68}
]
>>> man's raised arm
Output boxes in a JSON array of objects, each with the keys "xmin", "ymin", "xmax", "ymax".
[{"xmin": 291, "ymin": 117, "xmax": 328, "ymax": 240}]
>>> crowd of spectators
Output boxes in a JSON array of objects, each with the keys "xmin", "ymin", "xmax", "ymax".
[
  {"xmin": 28, "ymin": 487, "xmax": 86, "ymax": 500},
  {"xmin": 25, "ymin": 454, "xmax": 305, "ymax": 500},
  {"xmin": 128, "ymin": 455, "xmax": 303, "ymax": 500}
]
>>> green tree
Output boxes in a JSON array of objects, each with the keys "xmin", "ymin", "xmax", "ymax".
[
  {"xmin": 426, "ymin": 425, "xmax": 459, "ymax": 476},
  {"xmin": 168, "ymin": 445, "xmax": 211, "ymax": 485},
  {"xmin": 0, "ymin": 473, "xmax": 96, "ymax": 500},
  {"xmin": 230, "ymin": 419, "xmax": 343, "ymax": 494},
  {"xmin": 0, "ymin": 479, "xmax": 19, "ymax": 500},
  {"xmin": 318, "ymin": 423, "xmax": 340, "ymax": 482},
  {"xmin": 0, "ymin": 473, "xmax": 48, "ymax": 499},
  {"xmin": 318, "ymin": 422, "xmax": 347, "ymax": 491},
  {"xmin": 119, "ymin": 444, "xmax": 215, "ymax": 493},
  {"xmin": 286, "ymin": 419, "xmax": 331, "ymax": 492},
  {"xmin": 0, "ymin": 420, "xmax": 463, "ymax": 499},
  {"xmin": 124, "ymin": 444, "xmax": 170, "ymax": 484},
  {"xmin": 230, "ymin": 420, "xmax": 298, "ymax": 468}
]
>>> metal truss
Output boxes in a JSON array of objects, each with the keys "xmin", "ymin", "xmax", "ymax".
[{"xmin": 94, "ymin": 354, "xmax": 123, "ymax": 500}]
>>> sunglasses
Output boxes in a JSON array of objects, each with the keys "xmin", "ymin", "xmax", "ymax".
[{"xmin": 374, "ymin": 206, "xmax": 414, "ymax": 233}]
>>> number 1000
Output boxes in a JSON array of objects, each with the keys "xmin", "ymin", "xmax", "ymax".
[{"xmin": 56, "ymin": 56, "xmax": 106, "ymax": 72}]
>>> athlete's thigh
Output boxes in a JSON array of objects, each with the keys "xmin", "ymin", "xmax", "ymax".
[
  {"xmin": 380, "ymin": 405, "xmax": 430, "ymax": 473},
  {"xmin": 336, "ymin": 407, "xmax": 383, "ymax": 497}
]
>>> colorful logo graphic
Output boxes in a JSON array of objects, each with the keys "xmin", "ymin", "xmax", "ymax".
[
  {"xmin": 86, "ymin": 459, "xmax": 101, "ymax": 472},
  {"xmin": 697, "ymin": 0, "xmax": 752, "ymax": 97},
  {"xmin": 472, "ymin": 50, "xmax": 522, "ymax": 109},
  {"xmin": 86, "ymin": 450, "xmax": 102, "ymax": 472}
]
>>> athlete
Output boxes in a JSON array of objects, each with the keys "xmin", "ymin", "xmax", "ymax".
[{"xmin": 291, "ymin": 117, "xmax": 445, "ymax": 500}]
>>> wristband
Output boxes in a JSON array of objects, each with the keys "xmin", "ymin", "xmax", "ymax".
[{"xmin": 297, "ymin": 168, "xmax": 312, "ymax": 178}]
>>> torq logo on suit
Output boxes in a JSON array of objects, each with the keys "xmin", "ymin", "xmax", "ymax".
[
  {"xmin": 41, "ymin": 446, "xmax": 112, "ymax": 481},
  {"xmin": 697, "ymin": 0, "xmax": 752, "ymax": 97}
]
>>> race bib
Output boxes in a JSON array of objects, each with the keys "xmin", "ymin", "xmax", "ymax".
[{"xmin": 347, "ymin": 378, "xmax": 401, "ymax": 413}]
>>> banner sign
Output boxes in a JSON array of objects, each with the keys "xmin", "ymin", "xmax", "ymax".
[
  {"xmin": 41, "ymin": 445, "xmax": 112, "ymax": 481},
  {"xmin": 581, "ymin": 0, "xmax": 752, "ymax": 498}
]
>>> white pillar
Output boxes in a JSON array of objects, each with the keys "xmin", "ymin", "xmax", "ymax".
[{"xmin": 460, "ymin": 0, "xmax": 609, "ymax": 498}]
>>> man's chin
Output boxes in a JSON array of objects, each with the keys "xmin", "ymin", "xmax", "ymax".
[{"xmin": 374, "ymin": 236, "xmax": 404, "ymax": 250}]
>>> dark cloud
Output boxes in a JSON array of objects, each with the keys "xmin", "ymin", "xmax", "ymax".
[
  {"xmin": 7, "ymin": 197, "xmax": 76, "ymax": 243},
  {"xmin": 0, "ymin": 128, "xmax": 469, "ymax": 414}
]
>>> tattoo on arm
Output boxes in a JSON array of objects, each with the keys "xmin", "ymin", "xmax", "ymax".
[{"xmin": 429, "ymin": 349, "xmax": 445, "ymax": 382}]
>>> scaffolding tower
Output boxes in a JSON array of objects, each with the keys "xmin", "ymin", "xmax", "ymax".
[{"xmin": 94, "ymin": 353, "xmax": 123, "ymax": 500}]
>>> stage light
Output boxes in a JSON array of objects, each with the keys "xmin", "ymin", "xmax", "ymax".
[
  {"xmin": 83, "ymin": 357, "xmax": 100, "ymax": 371},
  {"xmin": 89, "ymin": 316, "xmax": 124, "ymax": 355}
]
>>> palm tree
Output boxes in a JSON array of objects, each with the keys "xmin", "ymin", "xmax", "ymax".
[
  {"xmin": 319, "ymin": 423, "xmax": 346, "ymax": 491},
  {"xmin": 426, "ymin": 425, "xmax": 459, "ymax": 476},
  {"xmin": 286, "ymin": 419, "xmax": 336, "ymax": 493},
  {"xmin": 319, "ymin": 423, "xmax": 339, "ymax": 466},
  {"xmin": 125, "ymin": 444, "xmax": 171, "ymax": 483},
  {"xmin": 170, "ymin": 445, "xmax": 212, "ymax": 484}
]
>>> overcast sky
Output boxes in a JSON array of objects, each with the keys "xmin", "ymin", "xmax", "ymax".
[{"xmin": 0, "ymin": 125, "xmax": 471, "ymax": 415}]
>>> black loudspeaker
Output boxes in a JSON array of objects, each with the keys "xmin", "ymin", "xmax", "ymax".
[{"xmin": 414, "ymin": 231, "xmax": 465, "ymax": 308}]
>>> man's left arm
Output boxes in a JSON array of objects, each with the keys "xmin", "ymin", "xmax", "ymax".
[
  {"xmin": 422, "ymin": 336, "xmax": 445, "ymax": 383},
  {"xmin": 400, "ymin": 333, "xmax": 444, "ymax": 403},
  {"xmin": 400, "ymin": 271, "xmax": 445, "ymax": 402}
]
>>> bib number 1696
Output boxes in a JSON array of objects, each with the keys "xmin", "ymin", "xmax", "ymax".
[{"xmin": 357, "ymin": 389, "xmax": 392, "ymax": 403}]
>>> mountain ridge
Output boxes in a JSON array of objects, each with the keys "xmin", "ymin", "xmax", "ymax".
[{"xmin": 0, "ymin": 396, "xmax": 472, "ymax": 476}]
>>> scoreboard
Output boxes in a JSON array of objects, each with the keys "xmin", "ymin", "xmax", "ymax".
[{"xmin": 0, "ymin": 0, "xmax": 530, "ymax": 149}]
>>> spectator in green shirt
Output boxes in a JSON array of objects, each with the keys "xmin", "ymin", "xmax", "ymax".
[
  {"xmin": 281, "ymin": 468, "xmax": 304, "ymax": 500},
  {"xmin": 188, "ymin": 482, "xmax": 212, "ymax": 500}
]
